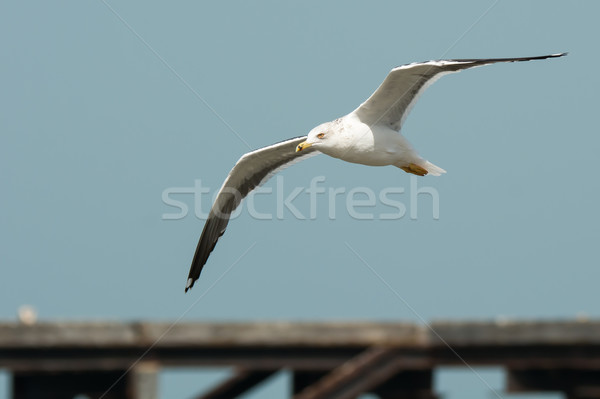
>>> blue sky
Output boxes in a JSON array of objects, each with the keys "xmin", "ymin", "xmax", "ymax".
[{"xmin": 1, "ymin": 1, "xmax": 597, "ymax": 398}]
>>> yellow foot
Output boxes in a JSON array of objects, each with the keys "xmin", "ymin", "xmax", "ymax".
[{"xmin": 400, "ymin": 163, "xmax": 428, "ymax": 176}]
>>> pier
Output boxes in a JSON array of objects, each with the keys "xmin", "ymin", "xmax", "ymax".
[{"xmin": 1, "ymin": 320, "xmax": 599, "ymax": 398}]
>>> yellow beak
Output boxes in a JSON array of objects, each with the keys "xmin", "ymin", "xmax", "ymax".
[{"xmin": 296, "ymin": 141, "xmax": 312, "ymax": 152}]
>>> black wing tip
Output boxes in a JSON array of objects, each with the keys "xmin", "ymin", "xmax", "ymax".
[
  {"xmin": 393, "ymin": 52, "xmax": 568, "ymax": 71},
  {"xmin": 185, "ymin": 277, "xmax": 194, "ymax": 293},
  {"xmin": 545, "ymin": 52, "xmax": 568, "ymax": 58},
  {"xmin": 449, "ymin": 52, "xmax": 568, "ymax": 64}
]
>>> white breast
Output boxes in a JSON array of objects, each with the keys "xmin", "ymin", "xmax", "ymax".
[{"xmin": 324, "ymin": 115, "xmax": 417, "ymax": 166}]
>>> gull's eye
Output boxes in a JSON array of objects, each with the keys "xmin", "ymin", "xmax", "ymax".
[{"xmin": 317, "ymin": 133, "xmax": 325, "ymax": 139}]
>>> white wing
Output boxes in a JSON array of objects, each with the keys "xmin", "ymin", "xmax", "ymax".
[
  {"xmin": 352, "ymin": 53, "xmax": 566, "ymax": 131},
  {"xmin": 186, "ymin": 136, "xmax": 319, "ymax": 291}
]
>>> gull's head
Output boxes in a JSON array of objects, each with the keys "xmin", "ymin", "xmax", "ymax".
[{"xmin": 296, "ymin": 122, "xmax": 336, "ymax": 153}]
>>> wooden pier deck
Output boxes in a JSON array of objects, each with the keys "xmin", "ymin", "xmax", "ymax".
[{"xmin": 1, "ymin": 319, "xmax": 600, "ymax": 398}]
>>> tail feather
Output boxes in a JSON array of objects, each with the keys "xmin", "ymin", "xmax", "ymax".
[{"xmin": 422, "ymin": 160, "xmax": 446, "ymax": 176}]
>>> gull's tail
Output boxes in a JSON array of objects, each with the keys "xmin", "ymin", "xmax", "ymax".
[{"xmin": 422, "ymin": 160, "xmax": 446, "ymax": 176}]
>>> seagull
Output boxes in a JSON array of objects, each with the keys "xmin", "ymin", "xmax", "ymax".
[{"xmin": 185, "ymin": 53, "xmax": 566, "ymax": 292}]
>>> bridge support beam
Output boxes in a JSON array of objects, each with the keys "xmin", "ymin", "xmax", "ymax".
[
  {"xmin": 12, "ymin": 362, "xmax": 158, "ymax": 399},
  {"xmin": 292, "ymin": 347, "xmax": 436, "ymax": 399}
]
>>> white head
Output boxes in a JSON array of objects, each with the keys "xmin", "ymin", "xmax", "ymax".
[{"xmin": 295, "ymin": 121, "xmax": 338, "ymax": 153}]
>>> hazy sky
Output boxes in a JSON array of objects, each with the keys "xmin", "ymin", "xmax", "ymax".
[{"xmin": 1, "ymin": 1, "xmax": 597, "ymax": 398}]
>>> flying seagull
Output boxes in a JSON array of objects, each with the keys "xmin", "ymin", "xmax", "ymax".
[{"xmin": 185, "ymin": 53, "xmax": 566, "ymax": 292}]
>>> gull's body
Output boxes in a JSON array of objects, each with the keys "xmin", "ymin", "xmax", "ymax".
[
  {"xmin": 307, "ymin": 115, "xmax": 441, "ymax": 173},
  {"xmin": 185, "ymin": 53, "xmax": 566, "ymax": 292}
]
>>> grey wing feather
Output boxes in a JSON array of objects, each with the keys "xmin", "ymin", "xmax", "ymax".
[
  {"xmin": 352, "ymin": 53, "xmax": 566, "ymax": 131},
  {"xmin": 185, "ymin": 136, "xmax": 319, "ymax": 292}
]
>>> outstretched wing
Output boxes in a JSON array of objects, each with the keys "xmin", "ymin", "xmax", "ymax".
[
  {"xmin": 186, "ymin": 136, "xmax": 319, "ymax": 292},
  {"xmin": 352, "ymin": 53, "xmax": 566, "ymax": 131}
]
